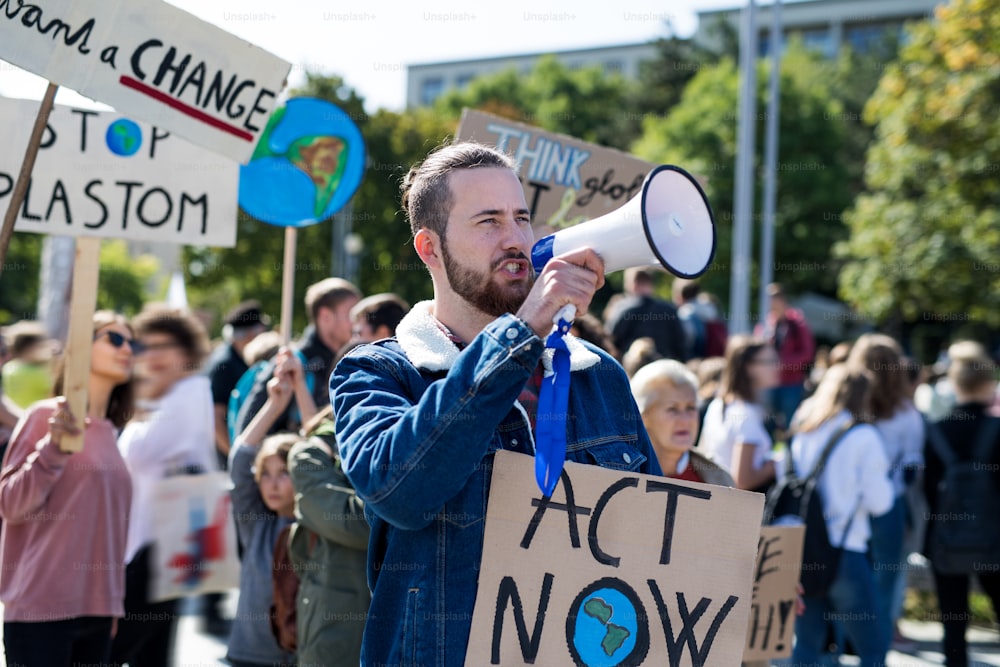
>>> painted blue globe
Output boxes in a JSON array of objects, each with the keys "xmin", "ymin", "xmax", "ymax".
[
  {"xmin": 238, "ymin": 98, "xmax": 366, "ymax": 227},
  {"xmin": 571, "ymin": 587, "xmax": 641, "ymax": 666},
  {"xmin": 105, "ymin": 119, "xmax": 142, "ymax": 157}
]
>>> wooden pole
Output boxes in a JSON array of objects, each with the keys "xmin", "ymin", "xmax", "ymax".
[
  {"xmin": 0, "ymin": 82, "xmax": 59, "ymax": 274},
  {"xmin": 280, "ymin": 226, "xmax": 297, "ymax": 344},
  {"xmin": 60, "ymin": 236, "xmax": 101, "ymax": 453}
]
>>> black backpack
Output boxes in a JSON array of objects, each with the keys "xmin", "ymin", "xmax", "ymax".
[
  {"xmin": 763, "ymin": 421, "xmax": 859, "ymax": 598},
  {"xmin": 925, "ymin": 417, "xmax": 1000, "ymax": 575}
]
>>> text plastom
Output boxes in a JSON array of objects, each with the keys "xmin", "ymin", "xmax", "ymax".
[
  {"xmin": 0, "ymin": 98, "xmax": 237, "ymax": 246},
  {"xmin": 0, "ymin": 0, "xmax": 291, "ymax": 163}
]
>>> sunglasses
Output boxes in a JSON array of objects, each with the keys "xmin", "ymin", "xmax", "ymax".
[{"xmin": 95, "ymin": 330, "xmax": 142, "ymax": 353}]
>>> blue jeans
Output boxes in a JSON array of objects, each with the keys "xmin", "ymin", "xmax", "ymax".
[
  {"xmin": 769, "ymin": 384, "xmax": 804, "ymax": 431},
  {"xmin": 793, "ymin": 550, "xmax": 888, "ymax": 667},
  {"xmin": 870, "ymin": 494, "xmax": 907, "ymax": 649}
]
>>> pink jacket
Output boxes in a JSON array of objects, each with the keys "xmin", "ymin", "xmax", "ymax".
[{"xmin": 0, "ymin": 399, "xmax": 132, "ymax": 621}]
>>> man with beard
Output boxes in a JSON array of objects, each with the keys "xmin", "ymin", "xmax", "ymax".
[{"xmin": 330, "ymin": 142, "xmax": 660, "ymax": 667}]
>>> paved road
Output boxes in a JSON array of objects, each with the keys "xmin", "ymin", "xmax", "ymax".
[
  {"xmin": 168, "ymin": 598, "xmax": 999, "ymax": 667},
  {"xmin": 1, "ymin": 594, "xmax": 996, "ymax": 666}
]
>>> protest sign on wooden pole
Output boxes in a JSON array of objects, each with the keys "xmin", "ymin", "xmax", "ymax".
[
  {"xmin": 1, "ymin": 0, "xmax": 288, "ymax": 450},
  {"xmin": 0, "ymin": 82, "xmax": 58, "ymax": 272},
  {"xmin": 280, "ymin": 227, "xmax": 297, "ymax": 344},
  {"xmin": 59, "ymin": 236, "xmax": 101, "ymax": 453}
]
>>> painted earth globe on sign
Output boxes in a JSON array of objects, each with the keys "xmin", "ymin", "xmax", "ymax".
[
  {"xmin": 238, "ymin": 97, "xmax": 366, "ymax": 227},
  {"xmin": 105, "ymin": 119, "xmax": 143, "ymax": 157},
  {"xmin": 569, "ymin": 582, "xmax": 648, "ymax": 667}
]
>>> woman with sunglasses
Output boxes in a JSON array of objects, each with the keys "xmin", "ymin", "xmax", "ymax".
[
  {"xmin": 111, "ymin": 304, "xmax": 216, "ymax": 667},
  {"xmin": 0, "ymin": 311, "xmax": 136, "ymax": 667}
]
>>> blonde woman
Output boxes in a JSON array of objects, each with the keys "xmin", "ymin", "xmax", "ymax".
[
  {"xmin": 630, "ymin": 359, "xmax": 733, "ymax": 485},
  {"xmin": 788, "ymin": 365, "xmax": 894, "ymax": 667}
]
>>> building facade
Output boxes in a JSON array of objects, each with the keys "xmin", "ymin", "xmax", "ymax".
[
  {"xmin": 693, "ymin": 0, "xmax": 941, "ymax": 58},
  {"xmin": 405, "ymin": 42, "xmax": 658, "ymax": 108}
]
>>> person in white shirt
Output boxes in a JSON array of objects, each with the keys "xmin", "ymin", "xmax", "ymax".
[
  {"xmin": 847, "ymin": 334, "xmax": 925, "ymax": 651},
  {"xmin": 112, "ymin": 305, "xmax": 217, "ymax": 667},
  {"xmin": 789, "ymin": 364, "xmax": 894, "ymax": 667},
  {"xmin": 698, "ymin": 335, "xmax": 780, "ymax": 491}
]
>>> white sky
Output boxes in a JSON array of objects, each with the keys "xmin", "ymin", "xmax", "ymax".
[{"xmin": 0, "ymin": 0, "xmax": 746, "ymax": 113}]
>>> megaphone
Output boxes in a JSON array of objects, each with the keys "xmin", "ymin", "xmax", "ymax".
[{"xmin": 530, "ymin": 165, "xmax": 716, "ymax": 278}]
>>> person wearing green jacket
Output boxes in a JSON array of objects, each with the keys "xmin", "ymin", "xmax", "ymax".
[{"xmin": 288, "ymin": 411, "xmax": 370, "ymax": 667}]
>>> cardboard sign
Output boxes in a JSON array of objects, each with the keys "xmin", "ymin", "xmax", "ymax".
[
  {"xmin": 0, "ymin": 0, "xmax": 290, "ymax": 163},
  {"xmin": 0, "ymin": 98, "xmax": 237, "ymax": 246},
  {"xmin": 467, "ymin": 451, "xmax": 764, "ymax": 666},
  {"xmin": 743, "ymin": 525, "xmax": 805, "ymax": 661},
  {"xmin": 150, "ymin": 472, "xmax": 240, "ymax": 601},
  {"xmin": 456, "ymin": 110, "xmax": 656, "ymax": 236}
]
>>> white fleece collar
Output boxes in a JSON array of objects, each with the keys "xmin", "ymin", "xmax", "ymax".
[{"xmin": 395, "ymin": 301, "xmax": 601, "ymax": 375}]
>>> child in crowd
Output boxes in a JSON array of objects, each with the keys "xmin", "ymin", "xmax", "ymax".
[
  {"xmin": 288, "ymin": 405, "xmax": 370, "ymax": 667},
  {"xmin": 228, "ymin": 348, "xmax": 313, "ymax": 667}
]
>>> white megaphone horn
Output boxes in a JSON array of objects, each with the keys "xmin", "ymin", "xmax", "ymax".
[{"xmin": 530, "ymin": 165, "xmax": 717, "ymax": 278}]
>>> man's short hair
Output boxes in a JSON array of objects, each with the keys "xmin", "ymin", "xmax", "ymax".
[
  {"xmin": 948, "ymin": 351, "xmax": 996, "ymax": 395},
  {"xmin": 5, "ymin": 321, "xmax": 49, "ymax": 358},
  {"xmin": 624, "ymin": 267, "xmax": 657, "ymax": 294},
  {"xmin": 350, "ymin": 293, "xmax": 410, "ymax": 337},
  {"xmin": 673, "ymin": 278, "xmax": 701, "ymax": 302},
  {"xmin": 224, "ymin": 300, "xmax": 271, "ymax": 331},
  {"xmin": 400, "ymin": 142, "xmax": 516, "ymax": 238},
  {"xmin": 304, "ymin": 278, "xmax": 362, "ymax": 323}
]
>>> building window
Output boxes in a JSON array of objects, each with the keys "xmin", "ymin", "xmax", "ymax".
[
  {"xmin": 797, "ymin": 28, "xmax": 834, "ymax": 57},
  {"xmin": 420, "ymin": 77, "xmax": 445, "ymax": 106},
  {"xmin": 845, "ymin": 23, "xmax": 899, "ymax": 55},
  {"xmin": 455, "ymin": 72, "xmax": 476, "ymax": 89},
  {"xmin": 604, "ymin": 60, "xmax": 623, "ymax": 74}
]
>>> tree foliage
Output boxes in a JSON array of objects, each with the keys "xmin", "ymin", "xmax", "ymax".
[
  {"xmin": 0, "ymin": 233, "xmax": 43, "ymax": 322},
  {"xmin": 632, "ymin": 41, "xmax": 852, "ymax": 307},
  {"xmin": 96, "ymin": 240, "xmax": 160, "ymax": 315},
  {"xmin": 836, "ymin": 0, "xmax": 1000, "ymax": 326},
  {"xmin": 0, "ymin": 234, "xmax": 158, "ymax": 327},
  {"xmin": 434, "ymin": 56, "xmax": 631, "ymax": 149}
]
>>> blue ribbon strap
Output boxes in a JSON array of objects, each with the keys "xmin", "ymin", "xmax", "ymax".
[{"xmin": 534, "ymin": 307, "xmax": 575, "ymax": 497}]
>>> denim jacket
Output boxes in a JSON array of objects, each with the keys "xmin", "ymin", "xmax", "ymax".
[{"xmin": 330, "ymin": 302, "xmax": 661, "ymax": 667}]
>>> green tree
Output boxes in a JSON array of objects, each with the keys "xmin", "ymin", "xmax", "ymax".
[
  {"xmin": 836, "ymin": 0, "xmax": 1000, "ymax": 326},
  {"xmin": 0, "ymin": 233, "xmax": 44, "ymax": 322},
  {"xmin": 632, "ymin": 41, "xmax": 852, "ymax": 306},
  {"xmin": 97, "ymin": 240, "xmax": 160, "ymax": 315},
  {"xmin": 434, "ymin": 56, "xmax": 630, "ymax": 149},
  {"xmin": 0, "ymin": 234, "xmax": 159, "ymax": 325},
  {"xmin": 620, "ymin": 17, "xmax": 740, "ymax": 142}
]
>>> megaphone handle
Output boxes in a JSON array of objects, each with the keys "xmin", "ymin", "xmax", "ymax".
[{"xmin": 553, "ymin": 305, "xmax": 576, "ymax": 330}]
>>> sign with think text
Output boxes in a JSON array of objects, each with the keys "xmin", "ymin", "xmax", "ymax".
[
  {"xmin": 467, "ymin": 451, "xmax": 764, "ymax": 666},
  {"xmin": 457, "ymin": 110, "xmax": 657, "ymax": 236},
  {"xmin": 0, "ymin": 0, "xmax": 290, "ymax": 163},
  {"xmin": 0, "ymin": 98, "xmax": 237, "ymax": 246}
]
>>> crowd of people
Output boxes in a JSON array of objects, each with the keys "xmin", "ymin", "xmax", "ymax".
[{"xmin": 0, "ymin": 140, "xmax": 997, "ymax": 667}]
